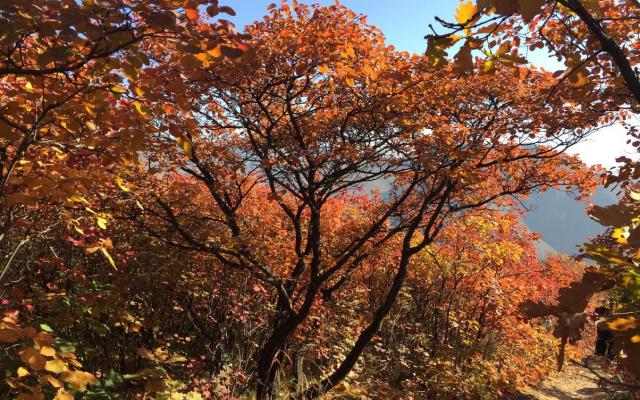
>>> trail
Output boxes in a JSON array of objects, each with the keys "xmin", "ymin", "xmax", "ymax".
[{"xmin": 512, "ymin": 359, "xmax": 628, "ymax": 400}]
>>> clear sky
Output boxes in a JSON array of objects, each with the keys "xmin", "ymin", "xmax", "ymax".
[
  {"xmin": 223, "ymin": 0, "xmax": 635, "ymax": 169},
  {"xmin": 223, "ymin": 1, "xmax": 456, "ymax": 54}
]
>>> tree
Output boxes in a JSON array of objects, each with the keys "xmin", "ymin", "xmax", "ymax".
[
  {"xmin": 428, "ymin": 0, "xmax": 639, "ymax": 182},
  {"xmin": 0, "ymin": 0, "xmax": 242, "ymax": 271},
  {"xmin": 572, "ymin": 188, "xmax": 640, "ymax": 379},
  {"xmin": 429, "ymin": 1, "xmax": 640, "ymax": 377},
  {"xmin": 122, "ymin": 3, "xmax": 600, "ymax": 398},
  {"xmin": 351, "ymin": 215, "xmax": 585, "ymax": 397}
]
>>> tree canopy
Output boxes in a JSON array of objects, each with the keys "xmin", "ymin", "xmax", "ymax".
[{"xmin": 0, "ymin": 1, "xmax": 637, "ymax": 399}]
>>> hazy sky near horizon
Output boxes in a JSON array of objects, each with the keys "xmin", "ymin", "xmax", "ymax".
[{"xmin": 223, "ymin": 0, "xmax": 637, "ymax": 169}]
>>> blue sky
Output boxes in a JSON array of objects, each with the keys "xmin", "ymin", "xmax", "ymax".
[
  {"xmin": 224, "ymin": 0, "xmax": 456, "ymax": 54},
  {"xmin": 222, "ymin": 0, "xmax": 635, "ymax": 168},
  {"xmin": 221, "ymin": 1, "xmax": 635, "ymax": 254}
]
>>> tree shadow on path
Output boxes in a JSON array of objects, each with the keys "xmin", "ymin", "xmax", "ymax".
[{"xmin": 505, "ymin": 358, "xmax": 629, "ymax": 400}]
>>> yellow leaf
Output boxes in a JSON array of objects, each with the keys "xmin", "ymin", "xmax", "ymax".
[
  {"xmin": 627, "ymin": 189, "xmax": 640, "ymax": 202},
  {"xmin": 122, "ymin": 63, "xmax": 138, "ymax": 80},
  {"xmin": 607, "ymin": 316, "xmax": 638, "ymax": 331},
  {"xmin": 25, "ymin": 81, "xmax": 34, "ymax": 91},
  {"xmin": 100, "ymin": 247, "xmax": 117, "ymax": 270},
  {"xmin": 17, "ymin": 367, "xmax": 29, "ymax": 377},
  {"xmin": 68, "ymin": 195, "xmax": 89, "ymax": 205},
  {"xmin": 176, "ymin": 136, "xmax": 193, "ymax": 158},
  {"xmin": 571, "ymin": 71, "xmax": 588, "ymax": 87},
  {"xmin": 133, "ymin": 101, "xmax": 146, "ymax": 116},
  {"xmin": 97, "ymin": 217, "xmax": 108, "ymax": 230},
  {"xmin": 85, "ymin": 121, "xmax": 97, "ymax": 131},
  {"xmin": 115, "ymin": 177, "xmax": 130, "ymax": 192},
  {"xmin": 60, "ymin": 371, "xmax": 97, "ymax": 391},
  {"xmin": 482, "ymin": 58, "xmax": 496, "ymax": 73},
  {"xmin": 133, "ymin": 86, "xmax": 144, "ymax": 97},
  {"xmin": 346, "ymin": 77, "xmax": 356, "ymax": 88},
  {"xmin": 45, "ymin": 359, "xmax": 67, "ymax": 374},
  {"xmin": 40, "ymin": 346, "xmax": 56, "ymax": 357},
  {"xmin": 41, "ymin": 374, "xmax": 63, "ymax": 388},
  {"xmin": 54, "ymin": 390, "xmax": 74, "ymax": 400},
  {"xmin": 612, "ymin": 227, "xmax": 630, "ymax": 245},
  {"xmin": 456, "ymin": 1, "xmax": 478, "ymax": 24},
  {"xmin": 111, "ymin": 85, "xmax": 127, "ymax": 94}
]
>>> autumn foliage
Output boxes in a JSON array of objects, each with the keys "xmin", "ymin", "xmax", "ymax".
[{"xmin": 1, "ymin": 1, "xmax": 635, "ymax": 399}]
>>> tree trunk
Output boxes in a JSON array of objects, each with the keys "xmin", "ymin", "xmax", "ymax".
[
  {"xmin": 297, "ymin": 251, "xmax": 412, "ymax": 400},
  {"xmin": 256, "ymin": 282, "xmax": 321, "ymax": 399}
]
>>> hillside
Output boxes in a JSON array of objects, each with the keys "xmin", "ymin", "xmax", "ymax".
[{"xmin": 524, "ymin": 188, "xmax": 618, "ymax": 256}]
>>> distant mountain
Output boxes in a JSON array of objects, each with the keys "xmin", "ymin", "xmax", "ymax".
[
  {"xmin": 534, "ymin": 238, "xmax": 557, "ymax": 259},
  {"xmin": 523, "ymin": 187, "xmax": 618, "ymax": 256}
]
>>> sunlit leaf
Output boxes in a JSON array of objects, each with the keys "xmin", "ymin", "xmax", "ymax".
[
  {"xmin": 608, "ymin": 316, "xmax": 638, "ymax": 331},
  {"xmin": 60, "ymin": 371, "xmax": 97, "ymax": 391},
  {"xmin": 45, "ymin": 359, "xmax": 68, "ymax": 374},
  {"xmin": 455, "ymin": 1, "xmax": 478, "ymax": 24}
]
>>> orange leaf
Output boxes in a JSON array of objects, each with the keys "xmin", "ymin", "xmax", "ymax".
[
  {"xmin": 161, "ymin": 104, "xmax": 175, "ymax": 115},
  {"xmin": 185, "ymin": 8, "xmax": 199, "ymax": 21},
  {"xmin": 208, "ymin": 46, "xmax": 222, "ymax": 58},
  {"xmin": 60, "ymin": 371, "xmax": 97, "ymax": 391},
  {"xmin": 20, "ymin": 347, "xmax": 47, "ymax": 371}
]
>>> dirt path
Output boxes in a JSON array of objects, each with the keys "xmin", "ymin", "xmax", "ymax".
[{"xmin": 513, "ymin": 360, "xmax": 627, "ymax": 400}]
